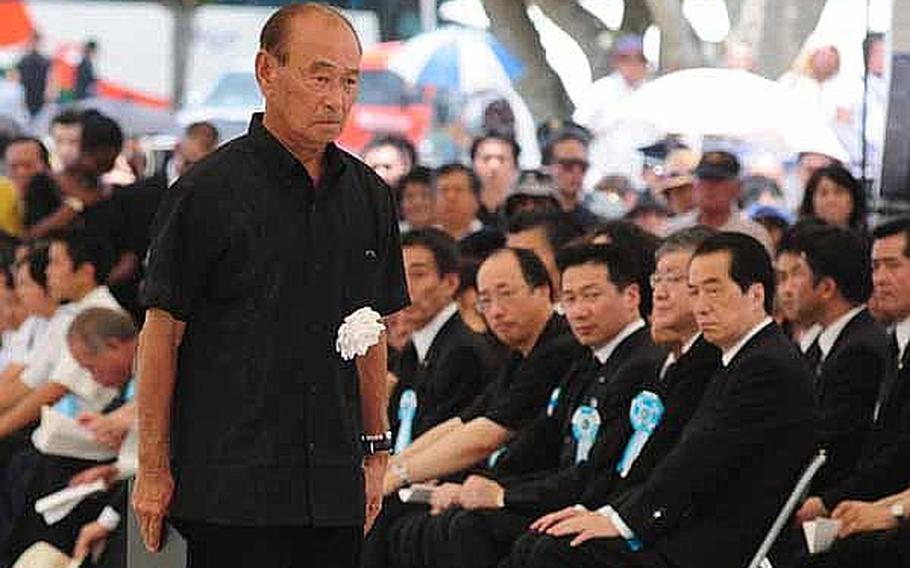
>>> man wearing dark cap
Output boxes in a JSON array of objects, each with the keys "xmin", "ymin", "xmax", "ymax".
[{"xmin": 665, "ymin": 150, "xmax": 772, "ymax": 251}]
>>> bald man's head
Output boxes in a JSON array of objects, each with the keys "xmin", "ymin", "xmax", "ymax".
[{"xmin": 259, "ymin": 3, "xmax": 362, "ymax": 65}]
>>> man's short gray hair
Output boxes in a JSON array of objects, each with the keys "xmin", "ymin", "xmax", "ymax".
[
  {"xmin": 656, "ymin": 226, "xmax": 717, "ymax": 260},
  {"xmin": 66, "ymin": 307, "xmax": 137, "ymax": 354}
]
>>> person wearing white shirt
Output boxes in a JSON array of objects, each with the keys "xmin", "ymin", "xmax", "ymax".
[
  {"xmin": 573, "ymin": 35, "xmax": 648, "ymax": 185},
  {"xmin": 0, "ymin": 231, "xmax": 122, "ymax": 442}
]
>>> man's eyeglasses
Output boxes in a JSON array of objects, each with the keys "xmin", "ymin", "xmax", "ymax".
[{"xmin": 476, "ymin": 286, "xmax": 531, "ymax": 313}]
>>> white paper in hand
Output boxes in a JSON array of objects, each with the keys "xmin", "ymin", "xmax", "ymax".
[
  {"xmin": 802, "ymin": 518, "xmax": 842, "ymax": 554},
  {"xmin": 34, "ymin": 480, "xmax": 107, "ymax": 525},
  {"xmin": 31, "ymin": 406, "xmax": 118, "ymax": 461}
]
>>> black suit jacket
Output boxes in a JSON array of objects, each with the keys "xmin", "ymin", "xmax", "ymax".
[
  {"xmin": 821, "ymin": 328, "xmax": 910, "ymax": 507},
  {"xmin": 577, "ymin": 336, "xmax": 721, "ymax": 509},
  {"xmin": 501, "ymin": 326, "xmax": 666, "ymax": 511},
  {"xmin": 388, "ymin": 312, "xmax": 499, "ymax": 444},
  {"xmin": 811, "ymin": 309, "xmax": 889, "ymax": 492},
  {"xmin": 614, "ymin": 323, "xmax": 816, "ymax": 568}
]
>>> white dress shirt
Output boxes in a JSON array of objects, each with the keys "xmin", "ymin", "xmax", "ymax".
[
  {"xmin": 593, "ymin": 319, "xmax": 646, "ymax": 365},
  {"xmin": 817, "ymin": 305, "xmax": 865, "ymax": 362},
  {"xmin": 410, "ymin": 303, "xmax": 458, "ymax": 364}
]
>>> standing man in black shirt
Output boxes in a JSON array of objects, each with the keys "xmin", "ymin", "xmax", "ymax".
[
  {"xmin": 134, "ymin": 4, "xmax": 408, "ymax": 568},
  {"xmin": 14, "ymin": 33, "xmax": 51, "ymax": 121}
]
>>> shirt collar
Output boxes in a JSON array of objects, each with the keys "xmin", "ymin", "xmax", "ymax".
[
  {"xmin": 660, "ymin": 332, "xmax": 701, "ymax": 378},
  {"xmin": 722, "ymin": 317, "xmax": 773, "ymax": 367},
  {"xmin": 411, "ymin": 303, "xmax": 458, "ymax": 363},
  {"xmin": 896, "ymin": 316, "xmax": 910, "ymax": 360},
  {"xmin": 818, "ymin": 305, "xmax": 865, "ymax": 361},
  {"xmin": 76, "ymin": 285, "xmax": 112, "ymax": 307},
  {"xmin": 799, "ymin": 323, "xmax": 823, "ymax": 353},
  {"xmin": 247, "ymin": 112, "xmax": 346, "ymax": 186},
  {"xmin": 593, "ymin": 319, "xmax": 646, "ymax": 364}
]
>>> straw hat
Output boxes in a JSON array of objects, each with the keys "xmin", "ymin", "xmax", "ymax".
[
  {"xmin": 658, "ymin": 149, "xmax": 700, "ymax": 192},
  {"xmin": 12, "ymin": 542, "xmax": 80, "ymax": 568}
]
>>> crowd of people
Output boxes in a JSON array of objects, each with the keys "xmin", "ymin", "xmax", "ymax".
[
  {"xmin": 0, "ymin": 106, "xmax": 220, "ymax": 566},
  {"xmin": 0, "ymin": 16, "xmax": 902, "ymax": 568}
]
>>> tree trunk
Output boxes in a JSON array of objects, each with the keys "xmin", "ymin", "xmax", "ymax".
[
  {"xmin": 642, "ymin": 0, "xmax": 704, "ymax": 72},
  {"xmin": 621, "ymin": 0, "xmax": 653, "ymax": 35},
  {"xmin": 731, "ymin": 0, "xmax": 826, "ymax": 79},
  {"xmin": 481, "ymin": 0, "xmax": 573, "ymax": 122},
  {"xmin": 535, "ymin": 0, "xmax": 612, "ymax": 80},
  {"xmin": 168, "ymin": 0, "xmax": 196, "ymax": 109}
]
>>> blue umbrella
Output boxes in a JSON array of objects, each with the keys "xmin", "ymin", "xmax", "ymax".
[{"xmin": 389, "ymin": 27, "xmax": 524, "ymax": 94}]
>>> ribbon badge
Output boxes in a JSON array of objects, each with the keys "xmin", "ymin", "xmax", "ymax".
[
  {"xmin": 394, "ymin": 389, "xmax": 418, "ymax": 455},
  {"xmin": 616, "ymin": 390, "xmax": 665, "ymax": 478},
  {"xmin": 571, "ymin": 405, "xmax": 602, "ymax": 464},
  {"xmin": 547, "ymin": 387, "xmax": 561, "ymax": 417}
]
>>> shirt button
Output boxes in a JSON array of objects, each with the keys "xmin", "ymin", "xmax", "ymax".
[
  {"xmin": 310, "ymin": 386, "xmax": 317, "ymax": 395},
  {"xmin": 307, "ymin": 323, "xmax": 320, "ymax": 332},
  {"xmin": 314, "ymin": 262, "xmax": 323, "ymax": 272},
  {"xmin": 308, "ymin": 442, "xmax": 316, "ymax": 452}
]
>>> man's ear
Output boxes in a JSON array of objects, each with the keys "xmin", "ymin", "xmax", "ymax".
[
  {"xmin": 441, "ymin": 272, "xmax": 460, "ymax": 297},
  {"xmin": 255, "ymin": 50, "xmax": 278, "ymax": 96},
  {"xmin": 748, "ymin": 282, "xmax": 765, "ymax": 312}
]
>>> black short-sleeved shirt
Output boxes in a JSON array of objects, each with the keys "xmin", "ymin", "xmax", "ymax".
[
  {"xmin": 459, "ymin": 315, "xmax": 581, "ymax": 430},
  {"xmin": 142, "ymin": 113, "xmax": 409, "ymax": 527}
]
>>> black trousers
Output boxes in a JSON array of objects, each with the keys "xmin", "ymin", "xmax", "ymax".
[
  {"xmin": 502, "ymin": 530, "xmax": 670, "ymax": 568},
  {"xmin": 447, "ymin": 509, "xmax": 533, "ymax": 568},
  {"xmin": 173, "ymin": 519, "xmax": 362, "ymax": 568},
  {"xmin": 803, "ymin": 524, "xmax": 910, "ymax": 568}
]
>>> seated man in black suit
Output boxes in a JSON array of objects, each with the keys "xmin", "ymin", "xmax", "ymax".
[
  {"xmin": 799, "ymin": 219, "xmax": 910, "ymax": 522},
  {"xmin": 776, "ymin": 224, "xmax": 889, "ymax": 492},
  {"xmin": 505, "ymin": 232, "xmax": 816, "ymax": 568},
  {"xmin": 437, "ymin": 228, "xmax": 719, "ymax": 568},
  {"xmin": 388, "ymin": 228, "xmax": 500, "ymax": 457},
  {"xmin": 364, "ymin": 248, "xmax": 581, "ymax": 568}
]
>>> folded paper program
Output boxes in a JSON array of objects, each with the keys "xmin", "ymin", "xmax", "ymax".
[
  {"xmin": 31, "ymin": 406, "xmax": 118, "ymax": 461},
  {"xmin": 34, "ymin": 480, "xmax": 107, "ymax": 525},
  {"xmin": 802, "ymin": 518, "xmax": 842, "ymax": 554},
  {"xmin": 336, "ymin": 307, "xmax": 386, "ymax": 361}
]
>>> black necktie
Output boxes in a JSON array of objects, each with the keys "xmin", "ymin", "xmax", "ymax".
[{"xmin": 805, "ymin": 338, "xmax": 823, "ymax": 375}]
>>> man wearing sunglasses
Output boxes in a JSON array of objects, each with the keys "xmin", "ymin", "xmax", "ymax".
[{"xmin": 542, "ymin": 129, "xmax": 602, "ymax": 230}]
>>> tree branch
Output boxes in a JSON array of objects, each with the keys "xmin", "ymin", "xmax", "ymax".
[
  {"xmin": 535, "ymin": 0, "xmax": 612, "ymax": 80},
  {"xmin": 480, "ymin": 0, "xmax": 573, "ymax": 122}
]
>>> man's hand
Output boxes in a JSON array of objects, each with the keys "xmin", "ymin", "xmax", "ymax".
[
  {"xmin": 546, "ymin": 510, "xmax": 620, "ymax": 547},
  {"xmin": 364, "ymin": 453, "xmax": 388, "ymax": 535},
  {"xmin": 530, "ymin": 505, "xmax": 587, "ymax": 533},
  {"xmin": 832, "ymin": 501, "xmax": 898, "ymax": 539},
  {"xmin": 78, "ymin": 411, "xmax": 130, "ymax": 450},
  {"xmin": 458, "ymin": 475, "xmax": 504, "ymax": 510},
  {"xmin": 131, "ymin": 467, "xmax": 174, "ymax": 552},
  {"xmin": 73, "ymin": 521, "xmax": 111, "ymax": 561},
  {"xmin": 70, "ymin": 464, "xmax": 119, "ymax": 487},
  {"xmin": 429, "ymin": 483, "xmax": 463, "ymax": 515},
  {"xmin": 796, "ymin": 496, "xmax": 829, "ymax": 524}
]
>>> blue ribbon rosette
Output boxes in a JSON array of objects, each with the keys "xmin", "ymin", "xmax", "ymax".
[
  {"xmin": 616, "ymin": 390, "xmax": 665, "ymax": 478},
  {"xmin": 571, "ymin": 405, "xmax": 602, "ymax": 464},
  {"xmin": 394, "ymin": 389, "xmax": 418, "ymax": 455}
]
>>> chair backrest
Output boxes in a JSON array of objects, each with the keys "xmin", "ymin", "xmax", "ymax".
[{"xmin": 746, "ymin": 450, "xmax": 827, "ymax": 568}]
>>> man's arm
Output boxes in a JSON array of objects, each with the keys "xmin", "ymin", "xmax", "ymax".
[
  {"xmin": 388, "ymin": 417, "xmax": 511, "ymax": 492},
  {"xmin": 0, "ymin": 380, "xmax": 68, "ymax": 438},
  {"xmin": 132, "ymin": 308, "xmax": 183, "ymax": 552},
  {"xmin": 393, "ymin": 417, "xmax": 463, "ymax": 462},
  {"xmin": 0, "ymin": 364, "xmax": 30, "ymax": 413}
]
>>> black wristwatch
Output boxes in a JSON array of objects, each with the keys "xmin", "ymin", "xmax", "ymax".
[{"xmin": 361, "ymin": 431, "xmax": 393, "ymax": 455}]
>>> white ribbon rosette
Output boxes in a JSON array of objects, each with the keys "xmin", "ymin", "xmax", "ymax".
[{"xmin": 335, "ymin": 307, "xmax": 386, "ymax": 361}]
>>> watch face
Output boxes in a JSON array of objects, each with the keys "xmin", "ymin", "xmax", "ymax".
[{"xmin": 891, "ymin": 503, "xmax": 905, "ymax": 518}]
